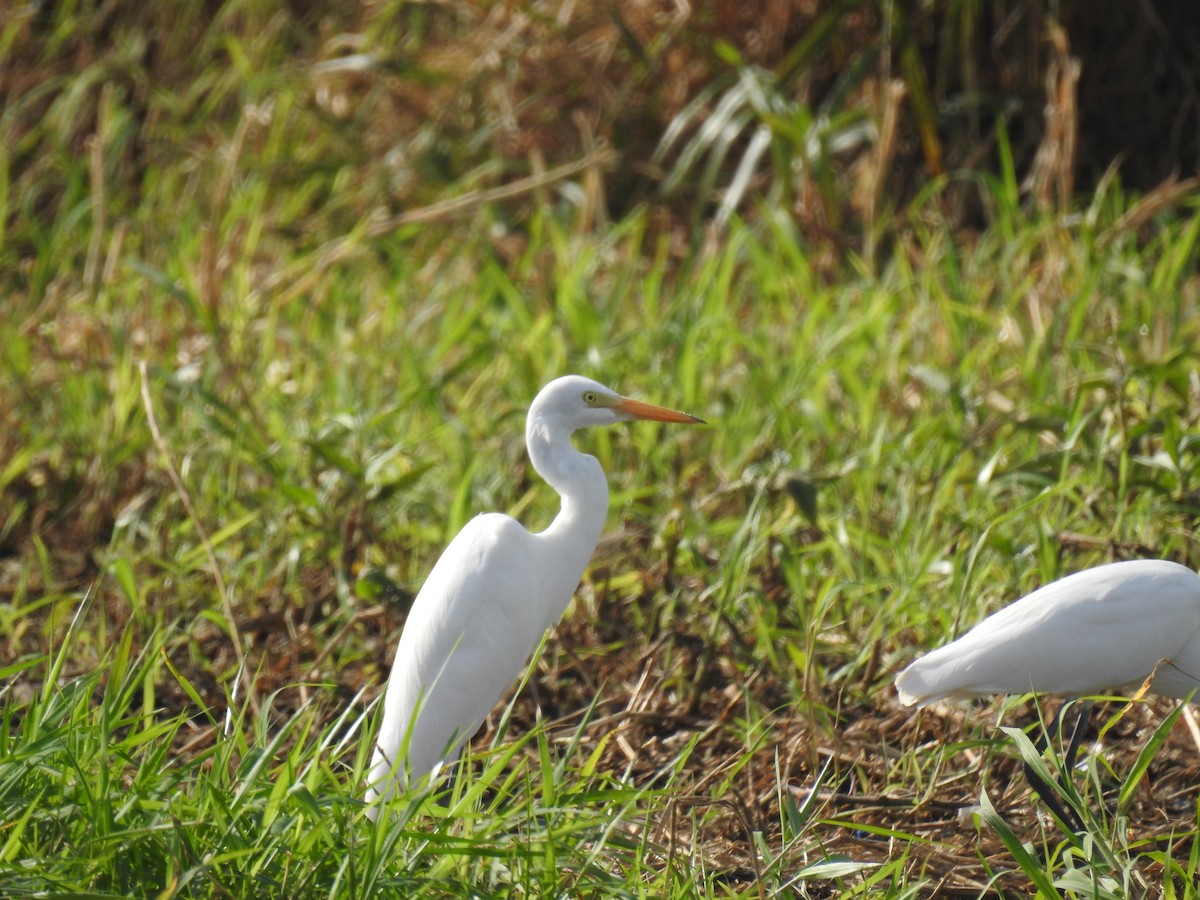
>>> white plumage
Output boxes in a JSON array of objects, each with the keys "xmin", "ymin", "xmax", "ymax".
[
  {"xmin": 895, "ymin": 559, "xmax": 1200, "ymax": 706},
  {"xmin": 365, "ymin": 375, "xmax": 701, "ymax": 811}
]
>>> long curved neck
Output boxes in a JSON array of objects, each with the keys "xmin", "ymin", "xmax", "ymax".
[{"xmin": 526, "ymin": 418, "xmax": 609, "ymax": 554}]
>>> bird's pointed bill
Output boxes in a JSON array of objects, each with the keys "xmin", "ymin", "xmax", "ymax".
[{"xmin": 614, "ymin": 396, "xmax": 704, "ymax": 424}]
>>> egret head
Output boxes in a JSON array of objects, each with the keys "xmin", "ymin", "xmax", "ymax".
[{"xmin": 530, "ymin": 375, "xmax": 702, "ymax": 433}]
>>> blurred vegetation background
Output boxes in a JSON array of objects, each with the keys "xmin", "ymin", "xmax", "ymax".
[{"xmin": 6, "ymin": 0, "xmax": 1200, "ymax": 254}]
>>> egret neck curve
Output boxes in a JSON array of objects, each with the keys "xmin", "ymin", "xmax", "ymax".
[{"xmin": 525, "ymin": 416, "xmax": 610, "ymax": 628}]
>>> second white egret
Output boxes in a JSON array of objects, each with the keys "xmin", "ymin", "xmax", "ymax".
[
  {"xmin": 895, "ymin": 558, "xmax": 1200, "ymax": 830},
  {"xmin": 895, "ymin": 559, "xmax": 1200, "ymax": 706}
]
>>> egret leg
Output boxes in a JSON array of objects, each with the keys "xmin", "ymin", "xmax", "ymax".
[
  {"xmin": 1022, "ymin": 700, "xmax": 1093, "ymax": 833},
  {"xmin": 1022, "ymin": 760, "xmax": 1085, "ymax": 832},
  {"xmin": 1060, "ymin": 699, "xmax": 1094, "ymax": 772}
]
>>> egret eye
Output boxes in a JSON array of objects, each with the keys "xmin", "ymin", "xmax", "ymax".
[{"xmin": 583, "ymin": 391, "xmax": 598, "ymax": 405}]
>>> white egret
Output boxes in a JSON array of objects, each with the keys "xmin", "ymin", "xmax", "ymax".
[
  {"xmin": 365, "ymin": 375, "xmax": 702, "ymax": 811},
  {"xmin": 895, "ymin": 559, "xmax": 1200, "ymax": 706},
  {"xmin": 895, "ymin": 559, "xmax": 1200, "ymax": 830}
]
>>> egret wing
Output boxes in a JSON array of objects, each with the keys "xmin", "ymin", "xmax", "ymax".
[
  {"xmin": 896, "ymin": 560, "xmax": 1200, "ymax": 705},
  {"xmin": 370, "ymin": 513, "xmax": 551, "ymax": 792}
]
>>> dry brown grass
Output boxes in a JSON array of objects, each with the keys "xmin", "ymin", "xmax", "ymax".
[{"xmin": 5, "ymin": 1, "xmax": 1198, "ymax": 243}]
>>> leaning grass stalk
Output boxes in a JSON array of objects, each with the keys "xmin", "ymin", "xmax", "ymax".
[
  {"xmin": 266, "ymin": 148, "xmax": 618, "ymax": 306},
  {"xmin": 138, "ymin": 360, "xmax": 258, "ymax": 717}
]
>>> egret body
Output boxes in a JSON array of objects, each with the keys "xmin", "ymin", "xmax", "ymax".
[
  {"xmin": 366, "ymin": 375, "xmax": 701, "ymax": 810},
  {"xmin": 895, "ymin": 559, "xmax": 1200, "ymax": 706}
]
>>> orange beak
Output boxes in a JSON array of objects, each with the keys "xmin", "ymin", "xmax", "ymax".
[{"xmin": 614, "ymin": 396, "xmax": 705, "ymax": 425}]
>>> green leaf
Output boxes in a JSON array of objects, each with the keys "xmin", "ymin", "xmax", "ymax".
[{"xmin": 978, "ymin": 786, "xmax": 1063, "ymax": 899}]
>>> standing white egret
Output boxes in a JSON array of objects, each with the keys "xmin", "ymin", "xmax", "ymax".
[
  {"xmin": 895, "ymin": 559, "xmax": 1200, "ymax": 706},
  {"xmin": 365, "ymin": 375, "xmax": 702, "ymax": 811}
]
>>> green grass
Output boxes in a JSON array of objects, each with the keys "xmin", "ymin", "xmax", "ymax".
[{"xmin": 4, "ymin": 4, "xmax": 1200, "ymax": 897}]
